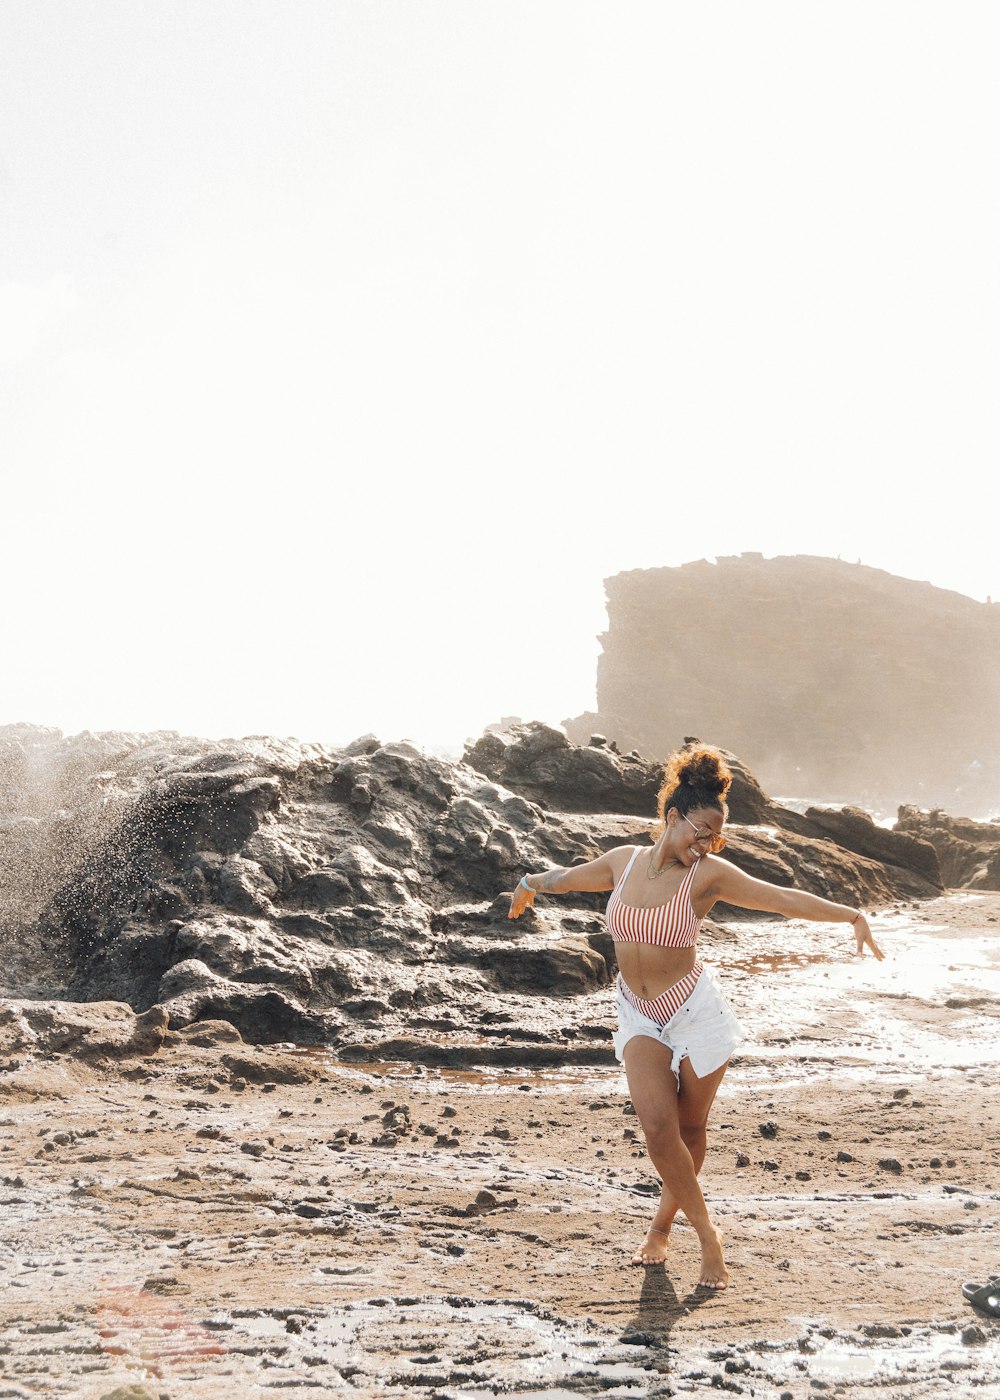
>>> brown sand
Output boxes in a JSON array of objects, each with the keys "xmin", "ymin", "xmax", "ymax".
[{"xmin": 1, "ymin": 896, "xmax": 998, "ymax": 1398}]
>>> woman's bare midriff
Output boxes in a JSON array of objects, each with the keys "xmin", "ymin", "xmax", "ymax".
[{"xmin": 616, "ymin": 943, "xmax": 698, "ymax": 1000}]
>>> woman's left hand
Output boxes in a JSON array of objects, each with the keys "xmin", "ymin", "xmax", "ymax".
[
  {"xmin": 508, "ymin": 881, "xmax": 536, "ymax": 919},
  {"xmin": 852, "ymin": 915, "xmax": 885, "ymax": 960}
]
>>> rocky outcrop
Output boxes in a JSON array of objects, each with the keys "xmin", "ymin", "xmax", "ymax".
[
  {"xmin": 463, "ymin": 723, "xmax": 773, "ymax": 825},
  {"xmin": 801, "ymin": 806, "xmax": 941, "ymax": 886},
  {"xmin": 0, "ymin": 999, "xmax": 168, "ymax": 1065},
  {"xmin": 563, "ymin": 554, "xmax": 1000, "ymax": 814},
  {"xmin": 463, "ymin": 725, "xmax": 659, "ymax": 816},
  {"xmin": 895, "ymin": 807, "xmax": 1000, "ymax": 889},
  {"xmin": 0, "ymin": 721, "xmax": 950, "ymax": 1063},
  {"xmin": 462, "ymin": 724, "xmax": 942, "ymax": 898}
]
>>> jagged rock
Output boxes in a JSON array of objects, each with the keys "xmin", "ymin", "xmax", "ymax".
[
  {"xmin": 463, "ymin": 726, "xmax": 940, "ymax": 897},
  {"xmin": 464, "ymin": 722, "xmax": 658, "ymax": 816},
  {"xmin": 0, "ymin": 721, "xmax": 960, "ymax": 1066},
  {"xmin": 466, "ymin": 724, "xmax": 784, "ymax": 827},
  {"xmin": 219, "ymin": 1051, "xmax": 316, "ymax": 1085},
  {"xmin": 0, "ymin": 999, "xmax": 167, "ymax": 1063},
  {"xmin": 895, "ymin": 807, "xmax": 1000, "ymax": 889},
  {"xmin": 167, "ymin": 1018, "xmax": 244, "ymax": 1047},
  {"xmin": 803, "ymin": 806, "xmax": 941, "ymax": 885},
  {"xmin": 714, "ymin": 825, "xmax": 938, "ymax": 910}
]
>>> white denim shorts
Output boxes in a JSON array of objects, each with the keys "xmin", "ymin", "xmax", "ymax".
[{"xmin": 612, "ymin": 964, "xmax": 747, "ymax": 1088}]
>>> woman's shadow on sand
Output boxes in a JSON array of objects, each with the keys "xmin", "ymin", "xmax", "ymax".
[{"xmin": 618, "ymin": 1263, "xmax": 722, "ymax": 1365}]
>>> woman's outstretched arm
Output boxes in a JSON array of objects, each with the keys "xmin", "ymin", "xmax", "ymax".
[
  {"xmin": 507, "ymin": 846, "xmax": 627, "ymax": 919},
  {"xmin": 707, "ymin": 857, "xmax": 885, "ymax": 959}
]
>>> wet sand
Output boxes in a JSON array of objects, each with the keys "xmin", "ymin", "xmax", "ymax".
[{"xmin": 1, "ymin": 895, "xmax": 998, "ymax": 1398}]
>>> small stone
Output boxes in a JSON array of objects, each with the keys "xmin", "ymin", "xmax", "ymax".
[
  {"xmin": 817, "ymin": 1130, "xmax": 832, "ymax": 1140},
  {"xmin": 879, "ymin": 1158, "xmax": 903, "ymax": 1174},
  {"xmin": 759, "ymin": 1121, "xmax": 778, "ymax": 1138},
  {"xmin": 929, "ymin": 1157, "xmax": 942, "ymax": 1168},
  {"xmin": 962, "ymin": 1324, "xmax": 987, "ymax": 1345},
  {"xmin": 795, "ymin": 1170, "xmax": 811, "ymax": 1181},
  {"xmin": 836, "ymin": 1151, "xmax": 854, "ymax": 1163},
  {"xmin": 763, "ymin": 1160, "xmax": 778, "ymax": 1172},
  {"xmin": 736, "ymin": 1152, "xmax": 750, "ymax": 1167}
]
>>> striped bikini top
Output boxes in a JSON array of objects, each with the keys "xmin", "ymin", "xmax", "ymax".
[{"xmin": 606, "ymin": 846, "xmax": 702, "ymax": 947}]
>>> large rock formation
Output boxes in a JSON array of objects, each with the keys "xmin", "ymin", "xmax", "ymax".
[
  {"xmin": 895, "ymin": 806, "xmax": 1000, "ymax": 889},
  {"xmin": 563, "ymin": 554, "xmax": 1000, "ymax": 814},
  {"xmin": 0, "ymin": 721, "xmax": 950, "ymax": 1064}
]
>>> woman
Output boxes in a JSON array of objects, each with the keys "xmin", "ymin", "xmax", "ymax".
[{"xmin": 507, "ymin": 743, "xmax": 884, "ymax": 1291}]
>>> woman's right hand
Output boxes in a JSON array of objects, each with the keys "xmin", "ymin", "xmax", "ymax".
[
  {"xmin": 508, "ymin": 881, "xmax": 536, "ymax": 919},
  {"xmin": 852, "ymin": 915, "xmax": 885, "ymax": 960}
]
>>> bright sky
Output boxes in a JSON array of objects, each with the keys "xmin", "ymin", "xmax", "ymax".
[{"xmin": 2, "ymin": 2, "xmax": 997, "ymax": 751}]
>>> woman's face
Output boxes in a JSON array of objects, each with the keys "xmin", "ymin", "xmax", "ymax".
[{"xmin": 669, "ymin": 805, "xmax": 726, "ymax": 863}]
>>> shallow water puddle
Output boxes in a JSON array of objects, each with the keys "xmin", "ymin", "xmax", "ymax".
[
  {"xmin": 224, "ymin": 1296, "xmax": 666, "ymax": 1393},
  {"xmin": 772, "ymin": 1324, "xmax": 999, "ymax": 1388}
]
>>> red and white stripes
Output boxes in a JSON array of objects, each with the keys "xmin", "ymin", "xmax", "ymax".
[
  {"xmin": 606, "ymin": 849, "xmax": 702, "ymax": 948},
  {"xmin": 618, "ymin": 961, "xmax": 703, "ymax": 1025}
]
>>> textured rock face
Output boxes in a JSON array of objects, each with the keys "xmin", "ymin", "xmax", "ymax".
[
  {"xmin": 0, "ymin": 721, "xmax": 945, "ymax": 1059},
  {"xmin": 0, "ymin": 999, "xmax": 168, "ymax": 1064},
  {"xmin": 463, "ymin": 723, "xmax": 773, "ymax": 825},
  {"xmin": 563, "ymin": 554, "xmax": 1000, "ymax": 814},
  {"xmin": 895, "ymin": 806, "xmax": 1000, "ymax": 889}
]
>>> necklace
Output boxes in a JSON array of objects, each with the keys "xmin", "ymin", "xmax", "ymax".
[{"xmin": 646, "ymin": 850, "xmax": 681, "ymax": 880}]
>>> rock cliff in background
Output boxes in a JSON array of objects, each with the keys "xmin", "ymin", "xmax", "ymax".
[
  {"xmin": 895, "ymin": 806, "xmax": 1000, "ymax": 889},
  {"xmin": 0, "ymin": 721, "xmax": 949, "ymax": 1063},
  {"xmin": 563, "ymin": 554, "xmax": 1000, "ymax": 815}
]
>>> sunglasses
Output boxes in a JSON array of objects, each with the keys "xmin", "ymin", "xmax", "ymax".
[{"xmin": 682, "ymin": 813, "xmax": 727, "ymax": 852}]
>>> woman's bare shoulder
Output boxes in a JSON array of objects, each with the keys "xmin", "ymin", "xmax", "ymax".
[
  {"xmin": 605, "ymin": 843, "xmax": 642, "ymax": 877},
  {"xmin": 693, "ymin": 851, "xmax": 734, "ymax": 890}
]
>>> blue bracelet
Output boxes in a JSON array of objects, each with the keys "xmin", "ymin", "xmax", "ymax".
[{"xmin": 519, "ymin": 875, "xmax": 535, "ymax": 892}]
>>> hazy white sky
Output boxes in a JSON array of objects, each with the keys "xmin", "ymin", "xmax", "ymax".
[{"xmin": 2, "ymin": 2, "xmax": 997, "ymax": 750}]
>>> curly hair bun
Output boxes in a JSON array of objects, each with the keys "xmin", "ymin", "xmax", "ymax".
[
  {"xmin": 672, "ymin": 744, "xmax": 733, "ymax": 799},
  {"xmin": 653, "ymin": 742, "xmax": 732, "ymax": 836}
]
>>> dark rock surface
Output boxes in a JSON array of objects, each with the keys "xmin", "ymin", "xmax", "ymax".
[
  {"xmin": 562, "ymin": 554, "xmax": 1000, "ymax": 814},
  {"xmin": 0, "ymin": 720, "xmax": 952, "ymax": 1060},
  {"xmin": 464, "ymin": 722, "xmax": 773, "ymax": 825},
  {"xmin": 895, "ymin": 806, "xmax": 1000, "ymax": 890},
  {"xmin": 802, "ymin": 806, "xmax": 941, "ymax": 886}
]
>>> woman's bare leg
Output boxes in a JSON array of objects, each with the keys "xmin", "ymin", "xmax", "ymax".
[
  {"xmin": 623, "ymin": 1035, "xmax": 729, "ymax": 1287},
  {"xmin": 645, "ymin": 1052, "xmax": 729, "ymax": 1246}
]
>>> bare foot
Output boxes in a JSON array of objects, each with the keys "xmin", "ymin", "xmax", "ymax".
[
  {"xmin": 696, "ymin": 1228, "xmax": 728, "ymax": 1290},
  {"xmin": 631, "ymin": 1225, "xmax": 670, "ymax": 1265}
]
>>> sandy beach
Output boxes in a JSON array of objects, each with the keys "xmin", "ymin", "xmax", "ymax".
[{"xmin": 1, "ymin": 892, "xmax": 997, "ymax": 1399}]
